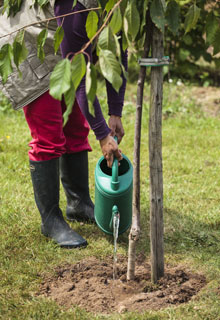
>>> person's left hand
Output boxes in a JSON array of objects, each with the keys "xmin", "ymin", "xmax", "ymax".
[{"xmin": 108, "ymin": 115, "xmax": 124, "ymax": 144}]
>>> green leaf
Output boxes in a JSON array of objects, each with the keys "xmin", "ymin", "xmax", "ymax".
[
  {"xmin": 150, "ymin": 0, "xmax": 166, "ymax": 33},
  {"xmin": 176, "ymin": 0, "xmax": 191, "ymax": 5},
  {"xmin": 166, "ymin": 0, "xmax": 180, "ymax": 35},
  {"xmin": 98, "ymin": 0, "xmax": 108, "ymax": 10},
  {"xmin": 205, "ymin": 12, "xmax": 219, "ymax": 45},
  {"xmin": 49, "ymin": 59, "xmax": 71, "ymax": 100},
  {"xmin": 14, "ymin": 29, "xmax": 25, "ymax": 45},
  {"xmin": 179, "ymin": 48, "xmax": 190, "ymax": 61},
  {"xmin": 3, "ymin": 0, "xmax": 23, "ymax": 17},
  {"xmin": 99, "ymin": 49, "xmax": 122, "ymax": 92},
  {"xmin": 114, "ymin": 34, "xmax": 121, "ymax": 58},
  {"xmin": 184, "ymin": 4, "xmax": 201, "ymax": 34},
  {"xmin": 160, "ymin": 0, "xmax": 166, "ymax": 11},
  {"xmin": 13, "ymin": 30, "xmax": 28, "ymax": 69},
  {"xmin": 72, "ymin": 0, "xmax": 77, "ymax": 8},
  {"xmin": 183, "ymin": 34, "xmax": 192, "ymax": 45},
  {"xmin": 137, "ymin": 33, "xmax": 146, "ymax": 51},
  {"xmin": 105, "ymin": 0, "xmax": 116, "ymax": 14},
  {"xmin": 86, "ymin": 11, "xmax": 99, "ymax": 40},
  {"xmin": 0, "ymin": 44, "xmax": 13, "ymax": 84},
  {"xmin": 121, "ymin": 62, "xmax": 128, "ymax": 80},
  {"xmin": 54, "ymin": 26, "xmax": 64, "ymax": 55},
  {"xmin": 63, "ymin": 82, "xmax": 76, "ymax": 125},
  {"xmin": 13, "ymin": 42, "xmax": 25, "ymax": 69},
  {"xmin": 64, "ymin": 81, "xmax": 75, "ymax": 110},
  {"xmin": 37, "ymin": 29, "xmax": 48, "ymax": 63},
  {"xmin": 122, "ymin": 19, "xmax": 129, "ymax": 51},
  {"xmin": 35, "ymin": 0, "xmax": 49, "ymax": 8},
  {"xmin": 86, "ymin": 62, "xmax": 97, "ymax": 116},
  {"xmin": 213, "ymin": 29, "xmax": 220, "ymax": 56},
  {"xmin": 139, "ymin": 0, "xmax": 148, "ymax": 35},
  {"xmin": 125, "ymin": 0, "xmax": 140, "ymax": 40},
  {"xmin": 109, "ymin": 7, "xmax": 122, "ymax": 34},
  {"xmin": 12, "ymin": 42, "xmax": 21, "ymax": 69},
  {"xmin": 71, "ymin": 53, "xmax": 86, "ymax": 90},
  {"xmin": 120, "ymin": 0, "xmax": 128, "ymax": 16},
  {"xmin": 98, "ymin": 27, "xmax": 117, "ymax": 56}
]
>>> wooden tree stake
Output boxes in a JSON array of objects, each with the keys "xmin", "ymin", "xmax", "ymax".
[{"xmin": 149, "ymin": 24, "xmax": 164, "ymax": 283}]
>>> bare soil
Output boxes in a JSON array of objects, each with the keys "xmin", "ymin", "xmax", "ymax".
[
  {"xmin": 38, "ymin": 255, "xmax": 206, "ymax": 315},
  {"xmin": 38, "ymin": 86, "xmax": 218, "ymax": 315},
  {"xmin": 192, "ymin": 86, "xmax": 220, "ymax": 117}
]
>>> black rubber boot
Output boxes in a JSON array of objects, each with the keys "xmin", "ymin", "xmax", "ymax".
[
  {"xmin": 29, "ymin": 158, "xmax": 87, "ymax": 248},
  {"xmin": 60, "ymin": 151, "xmax": 95, "ymax": 222}
]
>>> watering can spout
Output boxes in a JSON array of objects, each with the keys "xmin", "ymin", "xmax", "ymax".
[{"xmin": 109, "ymin": 205, "xmax": 120, "ymax": 231}]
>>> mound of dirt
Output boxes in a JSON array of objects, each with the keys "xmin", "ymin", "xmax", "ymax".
[{"xmin": 38, "ymin": 255, "xmax": 206, "ymax": 314}]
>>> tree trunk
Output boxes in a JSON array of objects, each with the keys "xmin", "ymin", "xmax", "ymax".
[
  {"xmin": 127, "ymin": 13, "xmax": 152, "ymax": 281},
  {"xmin": 149, "ymin": 24, "xmax": 164, "ymax": 283},
  {"xmin": 126, "ymin": 65, "xmax": 145, "ymax": 280}
]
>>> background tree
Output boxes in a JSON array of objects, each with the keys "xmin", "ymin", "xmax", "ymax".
[{"xmin": 1, "ymin": 0, "xmax": 219, "ymax": 109}]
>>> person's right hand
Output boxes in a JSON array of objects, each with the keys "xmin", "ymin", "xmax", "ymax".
[
  {"xmin": 99, "ymin": 134, "xmax": 123, "ymax": 168},
  {"xmin": 108, "ymin": 115, "xmax": 124, "ymax": 144}
]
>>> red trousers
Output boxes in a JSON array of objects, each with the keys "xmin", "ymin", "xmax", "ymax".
[{"xmin": 23, "ymin": 91, "xmax": 92, "ymax": 161}]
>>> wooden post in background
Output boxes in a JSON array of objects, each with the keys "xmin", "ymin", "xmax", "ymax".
[{"xmin": 149, "ymin": 24, "xmax": 164, "ymax": 283}]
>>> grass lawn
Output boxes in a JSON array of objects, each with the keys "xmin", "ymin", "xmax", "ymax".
[{"xmin": 0, "ymin": 82, "xmax": 220, "ymax": 319}]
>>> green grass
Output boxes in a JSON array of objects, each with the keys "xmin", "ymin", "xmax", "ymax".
[{"xmin": 0, "ymin": 83, "xmax": 220, "ymax": 319}]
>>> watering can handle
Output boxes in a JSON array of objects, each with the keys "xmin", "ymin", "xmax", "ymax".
[{"xmin": 111, "ymin": 137, "xmax": 119, "ymax": 190}]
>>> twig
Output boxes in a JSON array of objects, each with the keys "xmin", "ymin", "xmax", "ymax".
[{"xmin": 0, "ymin": 7, "xmax": 101, "ymax": 40}]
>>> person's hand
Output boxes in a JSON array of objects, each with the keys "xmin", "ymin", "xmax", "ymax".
[
  {"xmin": 99, "ymin": 134, "xmax": 123, "ymax": 168},
  {"xmin": 108, "ymin": 115, "xmax": 124, "ymax": 144}
]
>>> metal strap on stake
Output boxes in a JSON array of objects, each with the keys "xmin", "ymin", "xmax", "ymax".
[{"xmin": 138, "ymin": 56, "xmax": 170, "ymax": 67}]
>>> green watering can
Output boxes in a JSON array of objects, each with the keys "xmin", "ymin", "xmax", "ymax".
[{"xmin": 94, "ymin": 144, "xmax": 133, "ymax": 235}]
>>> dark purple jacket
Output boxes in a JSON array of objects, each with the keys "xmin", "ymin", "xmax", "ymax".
[{"xmin": 54, "ymin": 0, "xmax": 127, "ymax": 140}]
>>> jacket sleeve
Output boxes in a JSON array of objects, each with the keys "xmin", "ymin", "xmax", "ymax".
[{"xmin": 106, "ymin": 46, "xmax": 128, "ymax": 117}]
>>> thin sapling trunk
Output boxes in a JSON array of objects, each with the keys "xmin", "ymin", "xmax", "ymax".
[{"xmin": 127, "ymin": 13, "xmax": 152, "ymax": 280}]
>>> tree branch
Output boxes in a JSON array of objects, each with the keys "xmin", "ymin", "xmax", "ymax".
[
  {"xmin": 0, "ymin": 7, "xmax": 101, "ymax": 40},
  {"xmin": 1, "ymin": 0, "xmax": 123, "ymax": 63}
]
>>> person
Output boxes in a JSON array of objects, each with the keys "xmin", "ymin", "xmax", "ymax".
[{"xmin": 0, "ymin": 0, "xmax": 127, "ymax": 249}]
